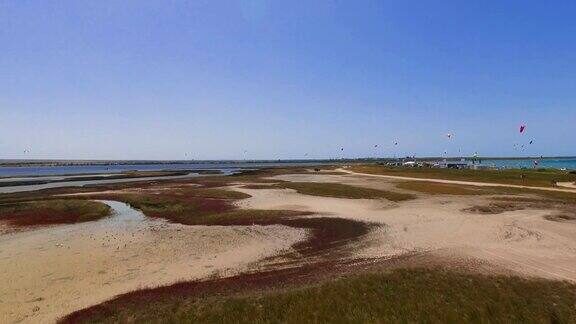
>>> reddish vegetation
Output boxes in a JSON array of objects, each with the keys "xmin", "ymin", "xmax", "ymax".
[
  {"xmin": 59, "ymin": 183, "xmax": 375, "ymax": 323},
  {"xmin": 87, "ymin": 193, "xmax": 237, "ymax": 221},
  {"xmin": 91, "ymin": 191, "xmax": 372, "ymax": 258},
  {"xmin": 210, "ymin": 217, "xmax": 372, "ymax": 258},
  {"xmin": 59, "ymin": 258, "xmax": 380, "ymax": 324},
  {"xmin": 189, "ymin": 197, "xmax": 233, "ymax": 213},
  {"xmin": 2, "ymin": 170, "xmax": 377, "ymax": 324},
  {"xmin": 0, "ymin": 200, "xmax": 111, "ymax": 227},
  {"xmin": 0, "ymin": 210, "xmax": 78, "ymax": 226}
]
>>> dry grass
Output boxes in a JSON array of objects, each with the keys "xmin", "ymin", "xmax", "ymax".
[{"xmin": 275, "ymin": 182, "xmax": 415, "ymax": 202}]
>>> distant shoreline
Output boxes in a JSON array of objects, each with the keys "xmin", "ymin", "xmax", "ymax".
[{"xmin": 0, "ymin": 157, "xmax": 575, "ymax": 168}]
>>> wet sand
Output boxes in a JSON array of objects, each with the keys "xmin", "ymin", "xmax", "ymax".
[{"xmin": 0, "ymin": 201, "xmax": 306, "ymax": 323}]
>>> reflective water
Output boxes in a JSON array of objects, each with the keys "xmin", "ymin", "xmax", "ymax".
[
  {"xmin": 0, "ymin": 161, "xmax": 329, "ymax": 177},
  {"xmin": 0, "ymin": 173, "xmax": 201, "ymax": 194}
]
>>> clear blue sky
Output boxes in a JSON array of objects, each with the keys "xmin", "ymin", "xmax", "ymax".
[{"xmin": 1, "ymin": 1, "xmax": 575, "ymax": 160}]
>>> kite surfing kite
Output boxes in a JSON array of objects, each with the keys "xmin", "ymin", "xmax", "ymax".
[{"xmin": 520, "ymin": 124, "xmax": 526, "ymax": 133}]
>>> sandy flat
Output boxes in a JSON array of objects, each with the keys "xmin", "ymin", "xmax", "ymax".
[
  {"xmin": 557, "ymin": 182, "xmax": 576, "ymax": 189},
  {"xmin": 0, "ymin": 201, "xmax": 306, "ymax": 324},
  {"xmin": 235, "ymin": 172, "xmax": 576, "ymax": 282}
]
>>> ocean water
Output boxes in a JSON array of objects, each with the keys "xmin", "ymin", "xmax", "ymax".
[
  {"xmin": 0, "ymin": 159, "xmax": 574, "ymax": 178},
  {"xmin": 481, "ymin": 158, "xmax": 576, "ymax": 170},
  {"xmin": 0, "ymin": 161, "xmax": 333, "ymax": 177}
]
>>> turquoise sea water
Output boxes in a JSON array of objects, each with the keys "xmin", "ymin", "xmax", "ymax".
[{"xmin": 480, "ymin": 158, "xmax": 576, "ymax": 170}]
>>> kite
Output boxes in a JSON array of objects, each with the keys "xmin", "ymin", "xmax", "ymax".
[{"xmin": 520, "ymin": 124, "xmax": 526, "ymax": 133}]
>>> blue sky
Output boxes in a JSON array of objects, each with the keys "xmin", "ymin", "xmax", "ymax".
[{"xmin": 1, "ymin": 1, "xmax": 575, "ymax": 160}]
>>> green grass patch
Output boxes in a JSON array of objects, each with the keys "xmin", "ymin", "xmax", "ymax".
[
  {"xmin": 0, "ymin": 199, "xmax": 111, "ymax": 226},
  {"xmin": 351, "ymin": 165, "xmax": 576, "ymax": 188},
  {"xmin": 61, "ymin": 268, "xmax": 576, "ymax": 323},
  {"xmin": 276, "ymin": 182, "xmax": 414, "ymax": 202}
]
